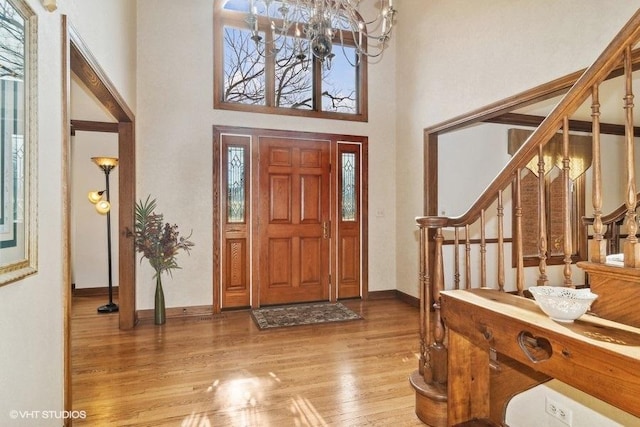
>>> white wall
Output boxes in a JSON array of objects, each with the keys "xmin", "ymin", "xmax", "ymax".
[
  {"xmin": 136, "ymin": 0, "xmax": 398, "ymax": 310},
  {"xmin": 506, "ymin": 379, "xmax": 640, "ymax": 427},
  {"xmin": 65, "ymin": 0, "xmax": 136, "ymax": 112},
  {"xmin": 0, "ymin": 2, "xmax": 65, "ymax": 425},
  {"xmin": 395, "ymin": 0, "xmax": 640, "ymax": 298},
  {"xmin": 0, "ymin": 0, "xmax": 136, "ymax": 425}
]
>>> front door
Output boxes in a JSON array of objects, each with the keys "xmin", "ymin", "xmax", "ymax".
[{"xmin": 258, "ymin": 136, "xmax": 331, "ymax": 305}]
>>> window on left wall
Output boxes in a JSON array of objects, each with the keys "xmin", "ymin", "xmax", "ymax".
[
  {"xmin": 214, "ymin": 0, "xmax": 367, "ymax": 121},
  {"xmin": 0, "ymin": 0, "xmax": 37, "ymax": 286}
]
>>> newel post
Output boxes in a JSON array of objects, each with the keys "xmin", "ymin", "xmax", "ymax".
[
  {"xmin": 430, "ymin": 226, "xmax": 448, "ymax": 383},
  {"xmin": 411, "ymin": 216, "xmax": 449, "ymax": 427}
]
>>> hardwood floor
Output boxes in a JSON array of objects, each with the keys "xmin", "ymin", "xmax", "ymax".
[{"xmin": 71, "ymin": 296, "xmax": 425, "ymax": 426}]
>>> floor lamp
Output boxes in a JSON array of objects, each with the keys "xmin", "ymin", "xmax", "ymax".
[{"xmin": 88, "ymin": 156, "xmax": 119, "ymax": 314}]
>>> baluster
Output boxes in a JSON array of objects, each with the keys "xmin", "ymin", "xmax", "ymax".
[
  {"xmin": 590, "ymin": 84, "xmax": 607, "ymax": 263},
  {"xmin": 537, "ymin": 144, "xmax": 549, "ymax": 285},
  {"xmin": 418, "ymin": 223, "xmax": 431, "ymax": 381},
  {"xmin": 623, "ymin": 46, "xmax": 640, "ymax": 267},
  {"xmin": 497, "ymin": 190, "xmax": 505, "ymax": 292},
  {"xmin": 515, "ymin": 171, "xmax": 525, "ymax": 295},
  {"xmin": 480, "ymin": 209, "xmax": 487, "ymax": 288},
  {"xmin": 562, "ymin": 117, "xmax": 574, "ymax": 286},
  {"xmin": 431, "ymin": 227, "xmax": 447, "ymax": 384},
  {"xmin": 465, "ymin": 224, "xmax": 471, "ymax": 289},
  {"xmin": 454, "ymin": 227, "xmax": 460, "ymax": 289}
]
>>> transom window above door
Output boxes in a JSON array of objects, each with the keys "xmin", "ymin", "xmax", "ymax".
[{"xmin": 214, "ymin": 0, "xmax": 368, "ymax": 121}]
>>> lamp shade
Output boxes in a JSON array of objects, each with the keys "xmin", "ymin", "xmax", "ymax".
[
  {"xmin": 95, "ymin": 200, "xmax": 111, "ymax": 215},
  {"xmin": 87, "ymin": 190, "xmax": 103, "ymax": 204},
  {"xmin": 91, "ymin": 157, "xmax": 119, "ymax": 168}
]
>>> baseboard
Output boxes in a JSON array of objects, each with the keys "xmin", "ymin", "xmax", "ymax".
[
  {"xmin": 394, "ymin": 290, "xmax": 420, "ymax": 307},
  {"xmin": 73, "ymin": 286, "xmax": 119, "ymax": 298},
  {"xmin": 367, "ymin": 290, "xmax": 397, "ymax": 300},
  {"xmin": 137, "ymin": 304, "xmax": 216, "ymax": 322},
  {"xmin": 369, "ymin": 289, "xmax": 419, "ymax": 307}
]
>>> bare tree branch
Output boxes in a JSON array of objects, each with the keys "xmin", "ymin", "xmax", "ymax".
[
  {"xmin": 222, "ymin": 24, "xmax": 356, "ymax": 114},
  {"xmin": 0, "ymin": 0, "xmax": 25, "ymax": 80}
]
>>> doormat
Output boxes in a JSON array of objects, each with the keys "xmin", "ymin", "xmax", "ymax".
[{"xmin": 251, "ymin": 302, "xmax": 363, "ymax": 330}]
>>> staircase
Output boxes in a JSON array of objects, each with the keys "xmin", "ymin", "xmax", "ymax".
[{"xmin": 410, "ymin": 8, "xmax": 640, "ymax": 426}]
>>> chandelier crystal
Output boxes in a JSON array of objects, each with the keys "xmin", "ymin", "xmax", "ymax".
[{"xmin": 245, "ymin": 0, "xmax": 397, "ymax": 68}]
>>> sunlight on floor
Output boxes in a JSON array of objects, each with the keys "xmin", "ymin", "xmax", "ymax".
[
  {"xmin": 181, "ymin": 411, "xmax": 211, "ymax": 427},
  {"xmin": 179, "ymin": 372, "xmax": 331, "ymax": 426},
  {"xmin": 289, "ymin": 395, "xmax": 328, "ymax": 426}
]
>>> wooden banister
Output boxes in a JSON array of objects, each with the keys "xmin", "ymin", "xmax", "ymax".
[
  {"xmin": 421, "ymin": 8, "xmax": 640, "ymax": 229},
  {"xmin": 412, "ymin": 7, "xmax": 640, "ymax": 427}
]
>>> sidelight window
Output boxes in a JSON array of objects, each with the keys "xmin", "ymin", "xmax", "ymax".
[
  {"xmin": 341, "ymin": 152, "xmax": 356, "ymax": 221},
  {"xmin": 226, "ymin": 145, "xmax": 247, "ymax": 223}
]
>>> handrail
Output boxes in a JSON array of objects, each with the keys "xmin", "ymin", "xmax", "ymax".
[
  {"xmin": 583, "ymin": 192, "xmax": 640, "ymax": 227},
  {"xmin": 418, "ymin": 8, "xmax": 640, "ymax": 229}
]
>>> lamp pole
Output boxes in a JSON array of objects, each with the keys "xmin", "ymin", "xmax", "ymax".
[{"xmin": 92, "ymin": 157, "xmax": 119, "ymax": 314}]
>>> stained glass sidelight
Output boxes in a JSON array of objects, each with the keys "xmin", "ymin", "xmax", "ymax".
[
  {"xmin": 341, "ymin": 152, "xmax": 356, "ymax": 221},
  {"xmin": 227, "ymin": 146, "xmax": 246, "ymax": 223}
]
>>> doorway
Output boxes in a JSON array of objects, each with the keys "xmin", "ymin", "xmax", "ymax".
[
  {"xmin": 66, "ymin": 23, "xmax": 136, "ymax": 328},
  {"xmin": 213, "ymin": 126, "xmax": 368, "ymax": 311}
]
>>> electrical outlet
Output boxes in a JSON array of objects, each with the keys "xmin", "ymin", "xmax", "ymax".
[{"xmin": 545, "ymin": 397, "xmax": 573, "ymax": 426}]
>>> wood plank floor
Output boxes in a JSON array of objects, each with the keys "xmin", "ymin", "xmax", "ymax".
[{"xmin": 71, "ymin": 296, "xmax": 425, "ymax": 426}]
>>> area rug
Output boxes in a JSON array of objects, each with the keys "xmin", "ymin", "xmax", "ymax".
[{"xmin": 251, "ymin": 302, "xmax": 363, "ymax": 330}]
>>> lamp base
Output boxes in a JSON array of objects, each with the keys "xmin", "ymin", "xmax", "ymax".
[{"xmin": 97, "ymin": 302, "xmax": 119, "ymax": 314}]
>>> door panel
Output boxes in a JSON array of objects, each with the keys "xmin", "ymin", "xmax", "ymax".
[
  {"xmin": 259, "ymin": 137, "xmax": 330, "ymax": 305},
  {"xmin": 268, "ymin": 238, "xmax": 292, "ymax": 287},
  {"xmin": 301, "ymin": 175, "xmax": 322, "ymax": 222},
  {"xmin": 269, "ymin": 175, "xmax": 292, "ymax": 222}
]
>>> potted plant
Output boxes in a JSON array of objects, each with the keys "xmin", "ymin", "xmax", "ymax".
[{"xmin": 134, "ymin": 195, "xmax": 194, "ymax": 325}]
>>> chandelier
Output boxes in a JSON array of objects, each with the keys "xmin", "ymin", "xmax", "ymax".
[{"xmin": 245, "ymin": 0, "xmax": 397, "ymax": 68}]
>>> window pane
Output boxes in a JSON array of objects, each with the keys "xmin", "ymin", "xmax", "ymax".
[
  {"xmin": 227, "ymin": 146, "xmax": 246, "ymax": 223},
  {"xmin": 322, "ymin": 45, "xmax": 358, "ymax": 114},
  {"xmin": 341, "ymin": 152, "xmax": 356, "ymax": 221},
  {"xmin": 222, "ymin": 0, "xmax": 249, "ymax": 12},
  {"xmin": 223, "ymin": 26, "xmax": 266, "ymax": 105},
  {"xmin": 275, "ymin": 36, "xmax": 312, "ymax": 109}
]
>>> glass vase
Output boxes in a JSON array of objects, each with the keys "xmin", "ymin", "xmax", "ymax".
[{"xmin": 154, "ymin": 274, "xmax": 166, "ymax": 325}]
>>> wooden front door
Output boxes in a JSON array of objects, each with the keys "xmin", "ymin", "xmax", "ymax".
[
  {"xmin": 214, "ymin": 126, "xmax": 368, "ymax": 311},
  {"xmin": 258, "ymin": 137, "xmax": 331, "ymax": 305}
]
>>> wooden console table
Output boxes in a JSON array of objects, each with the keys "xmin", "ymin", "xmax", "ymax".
[{"xmin": 441, "ymin": 289, "xmax": 640, "ymax": 425}]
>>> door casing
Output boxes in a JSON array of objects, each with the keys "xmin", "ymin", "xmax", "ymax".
[{"xmin": 213, "ymin": 126, "xmax": 368, "ymax": 311}]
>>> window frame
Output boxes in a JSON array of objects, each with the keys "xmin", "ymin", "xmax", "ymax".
[{"xmin": 213, "ymin": 1, "xmax": 368, "ymax": 122}]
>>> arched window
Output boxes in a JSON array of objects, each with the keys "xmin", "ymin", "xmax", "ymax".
[{"xmin": 214, "ymin": 0, "xmax": 367, "ymax": 121}]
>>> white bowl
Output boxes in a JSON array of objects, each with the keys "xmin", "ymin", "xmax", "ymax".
[{"xmin": 528, "ymin": 286, "xmax": 598, "ymax": 322}]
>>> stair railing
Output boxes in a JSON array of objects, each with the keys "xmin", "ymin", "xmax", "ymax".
[{"xmin": 412, "ymin": 8, "xmax": 640, "ymax": 426}]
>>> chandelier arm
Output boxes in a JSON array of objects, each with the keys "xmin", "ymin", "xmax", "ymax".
[{"xmin": 245, "ymin": 0, "xmax": 394, "ymax": 64}]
